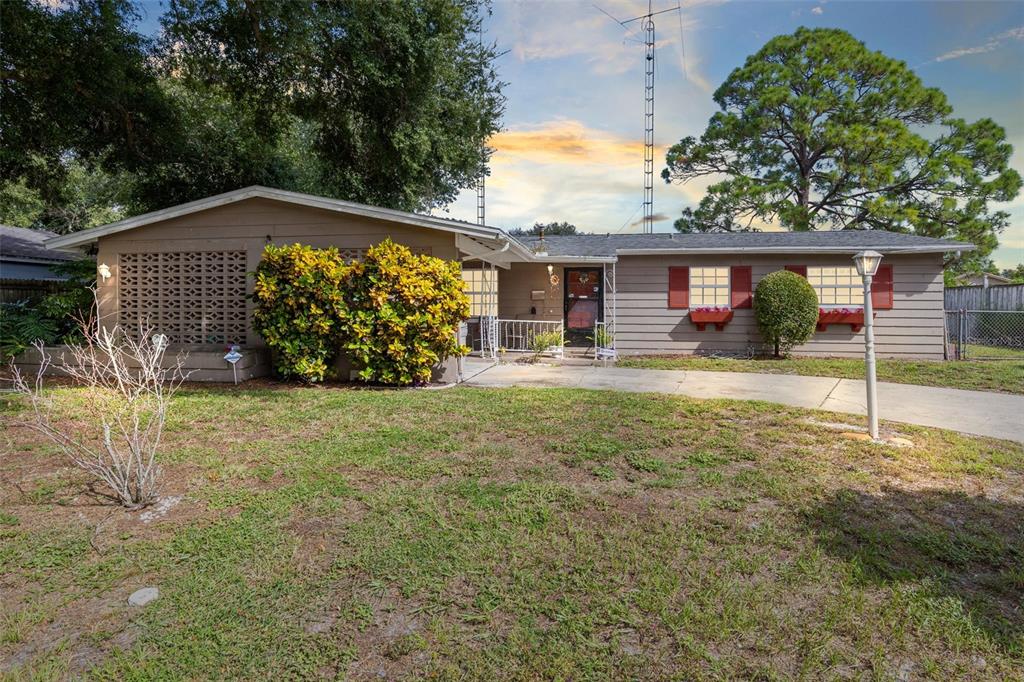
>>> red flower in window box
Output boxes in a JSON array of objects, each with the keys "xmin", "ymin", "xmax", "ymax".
[
  {"xmin": 689, "ymin": 306, "xmax": 734, "ymax": 331},
  {"xmin": 817, "ymin": 307, "xmax": 866, "ymax": 332}
]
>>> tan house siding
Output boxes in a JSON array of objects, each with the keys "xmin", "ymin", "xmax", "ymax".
[
  {"xmin": 497, "ymin": 263, "xmax": 566, "ymax": 322},
  {"xmin": 95, "ymin": 197, "xmax": 458, "ymax": 347},
  {"xmin": 613, "ymin": 253, "xmax": 945, "ymax": 359}
]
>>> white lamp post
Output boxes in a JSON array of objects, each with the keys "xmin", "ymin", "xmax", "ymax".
[{"xmin": 853, "ymin": 250, "xmax": 883, "ymax": 440}]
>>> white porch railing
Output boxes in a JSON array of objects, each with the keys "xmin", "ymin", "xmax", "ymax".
[
  {"xmin": 468, "ymin": 317, "xmax": 564, "ymax": 357},
  {"xmin": 496, "ymin": 319, "xmax": 564, "ymax": 356}
]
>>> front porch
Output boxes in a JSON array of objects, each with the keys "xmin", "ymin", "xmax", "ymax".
[{"xmin": 459, "ymin": 258, "xmax": 618, "ymax": 361}]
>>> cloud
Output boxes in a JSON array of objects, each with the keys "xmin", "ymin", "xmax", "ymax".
[
  {"xmin": 488, "ymin": 120, "xmax": 646, "ymax": 167},
  {"xmin": 810, "ymin": 6, "xmax": 824, "ymax": 16},
  {"xmin": 630, "ymin": 212, "xmax": 672, "ymax": 228},
  {"xmin": 935, "ymin": 26, "xmax": 1024, "ymax": 62},
  {"xmin": 507, "ymin": 0, "xmax": 713, "ymax": 86},
  {"xmin": 32, "ymin": 0, "xmax": 71, "ymax": 10},
  {"xmin": 436, "ymin": 119, "xmax": 697, "ymax": 232}
]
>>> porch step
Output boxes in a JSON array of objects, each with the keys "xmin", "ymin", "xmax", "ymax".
[
  {"xmin": 562, "ymin": 346, "xmax": 597, "ymax": 359},
  {"xmin": 552, "ymin": 356, "xmax": 614, "ymax": 366}
]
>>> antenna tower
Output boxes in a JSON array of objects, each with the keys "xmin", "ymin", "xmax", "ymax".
[
  {"xmin": 597, "ymin": 1, "xmax": 681, "ymax": 233},
  {"xmin": 642, "ymin": 10, "xmax": 654, "ymax": 233},
  {"xmin": 476, "ymin": 159, "xmax": 485, "ymax": 226},
  {"xmin": 476, "ymin": 7, "xmax": 486, "ymax": 226}
]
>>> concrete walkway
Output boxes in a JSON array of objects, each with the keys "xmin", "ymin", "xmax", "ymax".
[{"xmin": 463, "ymin": 363, "xmax": 1024, "ymax": 443}]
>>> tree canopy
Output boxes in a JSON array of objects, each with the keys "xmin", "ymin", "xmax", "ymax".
[
  {"xmin": 662, "ymin": 27, "xmax": 1020, "ymax": 266},
  {"xmin": 509, "ymin": 221, "xmax": 579, "ymax": 236},
  {"xmin": 0, "ymin": 0, "xmax": 504, "ymax": 232}
]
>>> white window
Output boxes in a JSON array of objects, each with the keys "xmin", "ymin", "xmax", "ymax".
[
  {"xmin": 462, "ymin": 268, "xmax": 498, "ymax": 317},
  {"xmin": 690, "ymin": 267, "xmax": 730, "ymax": 306},
  {"xmin": 807, "ymin": 266, "xmax": 864, "ymax": 306}
]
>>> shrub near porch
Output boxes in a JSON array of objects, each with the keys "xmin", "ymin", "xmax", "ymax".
[
  {"xmin": 252, "ymin": 240, "xmax": 469, "ymax": 384},
  {"xmin": 1, "ymin": 386, "xmax": 1022, "ymax": 679}
]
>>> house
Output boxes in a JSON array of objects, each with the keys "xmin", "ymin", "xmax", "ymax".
[
  {"xmin": 952, "ymin": 272, "xmax": 1011, "ymax": 287},
  {"xmin": 1, "ymin": 225, "xmax": 80, "ymax": 303},
  {"xmin": 42, "ymin": 186, "xmax": 972, "ymax": 381}
]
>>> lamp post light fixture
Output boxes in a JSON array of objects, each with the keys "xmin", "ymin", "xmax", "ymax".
[
  {"xmin": 853, "ymin": 250, "xmax": 883, "ymax": 440},
  {"xmin": 97, "ymin": 263, "xmax": 112, "ymax": 282}
]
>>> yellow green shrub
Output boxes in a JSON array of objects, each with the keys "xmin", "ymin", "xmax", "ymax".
[
  {"xmin": 338, "ymin": 239, "xmax": 470, "ymax": 385},
  {"xmin": 252, "ymin": 240, "xmax": 470, "ymax": 385},
  {"xmin": 252, "ymin": 243, "xmax": 351, "ymax": 382}
]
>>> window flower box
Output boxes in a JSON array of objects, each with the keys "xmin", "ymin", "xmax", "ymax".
[
  {"xmin": 817, "ymin": 307, "xmax": 865, "ymax": 332},
  {"xmin": 689, "ymin": 306, "xmax": 733, "ymax": 331}
]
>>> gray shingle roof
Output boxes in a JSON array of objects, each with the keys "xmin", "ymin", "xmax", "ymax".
[
  {"xmin": 1, "ymin": 225, "xmax": 77, "ymax": 263},
  {"xmin": 518, "ymin": 231, "xmax": 972, "ymax": 257}
]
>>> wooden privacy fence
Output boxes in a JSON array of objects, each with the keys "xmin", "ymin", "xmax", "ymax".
[
  {"xmin": 0, "ymin": 280, "xmax": 66, "ymax": 304},
  {"xmin": 944, "ymin": 284, "xmax": 1024, "ymax": 311}
]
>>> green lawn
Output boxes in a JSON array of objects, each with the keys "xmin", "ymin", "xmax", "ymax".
[
  {"xmin": 2, "ymin": 386, "xmax": 1022, "ymax": 680},
  {"xmin": 963, "ymin": 344, "xmax": 1024, "ymax": 361},
  {"xmin": 618, "ymin": 354, "xmax": 1024, "ymax": 394}
]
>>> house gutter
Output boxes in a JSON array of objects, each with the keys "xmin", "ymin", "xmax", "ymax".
[
  {"xmin": 461, "ymin": 238, "xmax": 511, "ymax": 262},
  {"xmin": 615, "ymin": 244, "xmax": 975, "ymax": 255},
  {"xmin": 44, "ymin": 185, "xmax": 511, "ymax": 251}
]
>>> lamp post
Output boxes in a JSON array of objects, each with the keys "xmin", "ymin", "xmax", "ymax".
[{"xmin": 853, "ymin": 250, "xmax": 883, "ymax": 440}]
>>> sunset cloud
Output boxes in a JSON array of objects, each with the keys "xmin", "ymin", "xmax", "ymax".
[
  {"xmin": 437, "ymin": 120, "xmax": 697, "ymax": 233},
  {"xmin": 489, "ymin": 120, "xmax": 649, "ymax": 168}
]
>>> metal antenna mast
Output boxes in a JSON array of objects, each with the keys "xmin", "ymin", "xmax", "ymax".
[
  {"xmin": 599, "ymin": 2, "xmax": 680, "ymax": 233},
  {"xmin": 641, "ymin": 9, "xmax": 655, "ymax": 233},
  {"xmin": 476, "ymin": 158, "xmax": 486, "ymax": 226},
  {"xmin": 476, "ymin": 6, "xmax": 486, "ymax": 226}
]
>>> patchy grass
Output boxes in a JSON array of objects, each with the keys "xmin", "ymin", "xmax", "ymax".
[
  {"xmin": 1, "ymin": 385, "xmax": 1022, "ymax": 680},
  {"xmin": 618, "ymin": 354, "xmax": 1024, "ymax": 394}
]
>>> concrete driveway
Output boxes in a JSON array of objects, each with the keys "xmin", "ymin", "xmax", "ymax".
[{"xmin": 463, "ymin": 363, "xmax": 1024, "ymax": 443}]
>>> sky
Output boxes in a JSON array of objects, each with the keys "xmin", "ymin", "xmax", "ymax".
[{"xmin": 133, "ymin": 0, "xmax": 1024, "ymax": 268}]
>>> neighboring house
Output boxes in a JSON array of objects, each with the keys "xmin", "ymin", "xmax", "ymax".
[
  {"xmin": 42, "ymin": 186, "xmax": 972, "ymax": 380},
  {"xmin": 0, "ymin": 225, "xmax": 79, "ymax": 303},
  {"xmin": 952, "ymin": 272, "xmax": 1011, "ymax": 287}
]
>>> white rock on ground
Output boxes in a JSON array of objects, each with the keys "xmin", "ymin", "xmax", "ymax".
[{"xmin": 128, "ymin": 587, "xmax": 159, "ymax": 607}]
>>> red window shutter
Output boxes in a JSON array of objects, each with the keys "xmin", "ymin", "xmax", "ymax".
[
  {"xmin": 785, "ymin": 265, "xmax": 807, "ymax": 277},
  {"xmin": 871, "ymin": 264, "xmax": 893, "ymax": 310},
  {"xmin": 730, "ymin": 266, "xmax": 752, "ymax": 308},
  {"xmin": 668, "ymin": 267, "xmax": 689, "ymax": 309}
]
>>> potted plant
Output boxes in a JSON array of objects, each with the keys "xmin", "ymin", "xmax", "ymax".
[
  {"xmin": 689, "ymin": 306, "xmax": 734, "ymax": 331},
  {"xmin": 816, "ymin": 307, "xmax": 866, "ymax": 332}
]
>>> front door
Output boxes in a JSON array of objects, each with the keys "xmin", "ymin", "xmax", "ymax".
[{"xmin": 564, "ymin": 268, "xmax": 602, "ymax": 330}]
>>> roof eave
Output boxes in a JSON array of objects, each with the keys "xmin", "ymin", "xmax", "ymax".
[
  {"xmin": 527, "ymin": 254, "xmax": 618, "ymax": 263},
  {"xmin": 0, "ymin": 255, "xmax": 80, "ymax": 265},
  {"xmin": 44, "ymin": 186, "xmax": 509, "ymax": 250}
]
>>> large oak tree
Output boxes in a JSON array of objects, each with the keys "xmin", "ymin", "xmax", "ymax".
[
  {"xmin": 0, "ymin": 0, "xmax": 504, "ymax": 231},
  {"xmin": 662, "ymin": 28, "xmax": 1020, "ymax": 264}
]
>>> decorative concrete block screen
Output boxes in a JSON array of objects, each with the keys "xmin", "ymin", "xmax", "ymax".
[{"xmin": 118, "ymin": 251, "xmax": 248, "ymax": 345}]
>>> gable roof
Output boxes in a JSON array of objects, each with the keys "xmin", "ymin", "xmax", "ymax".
[
  {"xmin": 521, "ymin": 231, "xmax": 974, "ymax": 257},
  {"xmin": 45, "ymin": 186, "xmax": 528, "ymax": 254},
  {"xmin": 40, "ymin": 185, "xmax": 974, "ymax": 260},
  {"xmin": 1, "ymin": 225, "xmax": 78, "ymax": 263}
]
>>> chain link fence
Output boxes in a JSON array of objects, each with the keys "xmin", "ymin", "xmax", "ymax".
[{"xmin": 945, "ymin": 310, "xmax": 1024, "ymax": 360}]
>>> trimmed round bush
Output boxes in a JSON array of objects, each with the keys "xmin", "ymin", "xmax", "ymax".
[{"xmin": 753, "ymin": 270, "xmax": 819, "ymax": 357}]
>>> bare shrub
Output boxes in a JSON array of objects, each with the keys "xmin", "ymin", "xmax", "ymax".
[{"xmin": 10, "ymin": 320, "xmax": 189, "ymax": 509}]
